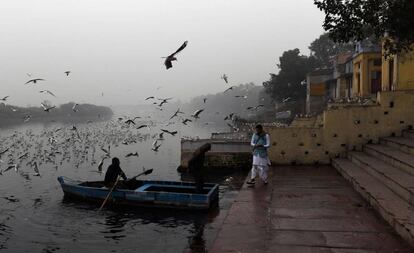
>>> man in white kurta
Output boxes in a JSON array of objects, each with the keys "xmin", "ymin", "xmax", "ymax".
[{"xmin": 247, "ymin": 124, "xmax": 270, "ymax": 186}]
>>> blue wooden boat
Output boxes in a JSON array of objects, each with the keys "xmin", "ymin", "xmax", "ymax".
[{"xmin": 57, "ymin": 176, "xmax": 219, "ymax": 210}]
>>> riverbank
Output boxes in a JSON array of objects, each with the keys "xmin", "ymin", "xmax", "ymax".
[{"xmin": 209, "ymin": 165, "xmax": 412, "ymax": 252}]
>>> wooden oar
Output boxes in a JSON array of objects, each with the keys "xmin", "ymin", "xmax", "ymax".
[
  {"xmin": 98, "ymin": 175, "xmax": 121, "ymax": 211},
  {"xmin": 98, "ymin": 168, "xmax": 154, "ymax": 211},
  {"xmin": 128, "ymin": 169, "xmax": 153, "ymax": 181}
]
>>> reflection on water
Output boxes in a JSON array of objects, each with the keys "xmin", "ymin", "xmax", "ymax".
[{"xmin": 0, "ymin": 120, "xmax": 247, "ymax": 252}]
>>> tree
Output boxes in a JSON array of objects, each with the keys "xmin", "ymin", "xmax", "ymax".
[
  {"xmin": 309, "ymin": 33, "xmax": 355, "ymax": 67},
  {"xmin": 314, "ymin": 0, "xmax": 414, "ymax": 56},
  {"xmin": 263, "ymin": 49, "xmax": 317, "ymax": 114}
]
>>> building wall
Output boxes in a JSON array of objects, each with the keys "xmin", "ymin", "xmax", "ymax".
[
  {"xmin": 266, "ymin": 90, "xmax": 414, "ymax": 165},
  {"xmin": 352, "ymin": 52, "xmax": 382, "ymax": 97}
]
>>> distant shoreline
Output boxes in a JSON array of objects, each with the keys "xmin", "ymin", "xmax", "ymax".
[{"xmin": 0, "ymin": 103, "xmax": 113, "ymax": 128}]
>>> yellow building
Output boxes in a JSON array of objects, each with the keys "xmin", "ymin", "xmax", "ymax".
[
  {"xmin": 352, "ymin": 42, "xmax": 382, "ymax": 97},
  {"xmin": 382, "ymin": 48, "xmax": 414, "ymax": 92}
]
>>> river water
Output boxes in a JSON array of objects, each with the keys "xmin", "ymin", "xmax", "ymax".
[{"xmin": 0, "ymin": 119, "xmax": 248, "ymax": 253}]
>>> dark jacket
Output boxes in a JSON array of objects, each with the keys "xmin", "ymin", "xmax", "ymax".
[
  {"xmin": 104, "ymin": 164, "xmax": 127, "ymax": 186},
  {"xmin": 188, "ymin": 143, "xmax": 211, "ymax": 175}
]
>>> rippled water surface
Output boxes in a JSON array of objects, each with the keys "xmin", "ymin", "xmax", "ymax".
[{"xmin": 0, "ymin": 120, "xmax": 247, "ymax": 253}]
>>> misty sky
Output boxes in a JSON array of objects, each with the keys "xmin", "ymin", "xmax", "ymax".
[{"xmin": 0, "ymin": 0, "xmax": 324, "ymax": 107}]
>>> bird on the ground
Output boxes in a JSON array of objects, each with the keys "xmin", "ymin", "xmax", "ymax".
[
  {"xmin": 41, "ymin": 103, "xmax": 56, "ymax": 112},
  {"xmin": 161, "ymin": 129, "xmax": 178, "ymax": 136},
  {"xmin": 203, "ymin": 98, "xmax": 207, "ymax": 103},
  {"xmin": 64, "ymin": 71, "xmax": 71, "ymax": 76},
  {"xmin": 169, "ymin": 108, "xmax": 184, "ymax": 120},
  {"xmin": 235, "ymin": 95, "xmax": 248, "ymax": 99},
  {"xmin": 223, "ymin": 86, "xmax": 235, "ymax": 93},
  {"xmin": 25, "ymin": 78, "xmax": 45, "ymax": 84},
  {"xmin": 39, "ymin": 90, "xmax": 56, "ymax": 97},
  {"xmin": 221, "ymin": 74, "xmax": 228, "ymax": 84},
  {"xmin": 0, "ymin": 96, "xmax": 9, "ymax": 101},
  {"xmin": 191, "ymin": 109, "xmax": 204, "ymax": 119},
  {"xmin": 163, "ymin": 41, "xmax": 188, "ymax": 69},
  {"xmin": 125, "ymin": 152, "xmax": 139, "ymax": 158}
]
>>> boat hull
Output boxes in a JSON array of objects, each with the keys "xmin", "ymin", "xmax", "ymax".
[{"xmin": 57, "ymin": 177, "xmax": 219, "ymax": 210}]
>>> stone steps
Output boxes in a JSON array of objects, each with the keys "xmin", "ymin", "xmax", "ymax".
[
  {"xmin": 381, "ymin": 136, "xmax": 414, "ymax": 155},
  {"xmin": 364, "ymin": 144, "xmax": 414, "ymax": 176},
  {"xmin": 348, "ymin": 151, "xmax": 414, "ymax": 205},
  {"xmin": 333, "ymin": 158, "xmax": 414, "ymax": 246},
  {"xmin": 403, "ymin": 130, "xmax": 414, "ymax": 139}
]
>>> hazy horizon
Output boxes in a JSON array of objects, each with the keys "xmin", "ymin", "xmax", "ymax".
[{"xmin": 0, "ymin": 0, "xmax": 324, "ymax": 107}]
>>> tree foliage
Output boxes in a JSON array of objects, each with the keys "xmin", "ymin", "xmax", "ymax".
[
  {"xmin": 263, "ymin": 49, "xmax": 317, "ymax": 114},
  {"xmin": 309, "ymin": 33, "xmax": 355, "ymax": 67},
  {"xmin": 314, "ymin": 0, "xmax": 414, "ymax": 56}
]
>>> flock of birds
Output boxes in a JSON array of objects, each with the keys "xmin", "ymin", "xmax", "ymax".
[{"xmin": 0, "ymin": 40, "xmax": 269, "ymax": 179}]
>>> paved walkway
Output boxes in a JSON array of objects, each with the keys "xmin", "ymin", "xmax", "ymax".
[{"xmin": 210, "ymin": 166, "xmax": 413, "ymax": 252}]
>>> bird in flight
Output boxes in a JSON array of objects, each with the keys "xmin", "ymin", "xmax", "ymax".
[
  {"xmin": 227, "ymin": 123, "xmax": 239, "ymax": 132},
  {"xmin": 0, "ymin": 96, "xmax": 9, "ymax": 101},
  {"xmin": 125, "ymin": 152, "xmax": 139, "ymax": 158},
  {"xmin": 191, "ymin": 109, "xmax": 204, "ymax": 119},
  {"xmin": 221, "ymin": 74, "xmax": 228, "ymax": 84},
  {"xmin": 25, "ymin": 78, "xmax": 45, "ymax": 85},
  {"xmin": 137, "ymin": 124, "xmax": 149, "ymax": 130},
  {"xmin": 0, "ymin": 148, "xmax": 9, "ymax": 157},
  {"xmin": 224, "ymin": 113, "xmax": 234, "ymax": 121},
  {"xmin": 64, "ymin": 71, "xmax": 71, "ymax": 76},
  {"xmin": 72, "ymin": 103, "xmax": 79, "ymax": 112},
  {"xmin": 39, "ymin": 90, "xmax": 56, "ymax": 97},
  {"xmin": 41, "ymin": 103, "xmax": 55, "ymax": 112},
  {"xmin": 223, "ymin": 86, "xmax": 236, "ymax": 93},
  {"xmin": 163, "ymin": 41, "xmax": 188, "ymax": 70},
  {"xmin": 161, "ymin": 129, "xmax": 178, "ymax": 136},
  {"xmin": 32, "ymin": 162, "xmax": 40, "ymax": 177},
  {"xmin": 97, "ymin": 157, "xmax": 107, "ymax": 173},
  {"xmin": 101, "ymin": 146, "xmax": 111, "ymax": 157},
  {"xmin": 151, "ymin": 140, "xmax": 162, "ymax": 152},
  {"xmin": 23, "ymin": 115, "xmax": 32, "ymax": 122},
  {"xmin": 246, "ymin": 104, "xmax": 265, "ymax": 111},
  {"xmin": 124, "ymin": 116, "xmax": 140, "ymax": 125},
  {"xmin": 169, "ymin": 108, "xmax": 184, "ymax": 120},
  {"xmin": 182, "ymin": 118, "xmax": 192, "ymax": 125},
  {"xmin": 145, "ymin": 96, "xmax": 155, "ymax": 101}
]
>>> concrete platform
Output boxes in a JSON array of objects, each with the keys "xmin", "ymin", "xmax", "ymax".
[{"xmin": 210, "ymin": 166, "xmax": 412, "ymax": 252}]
